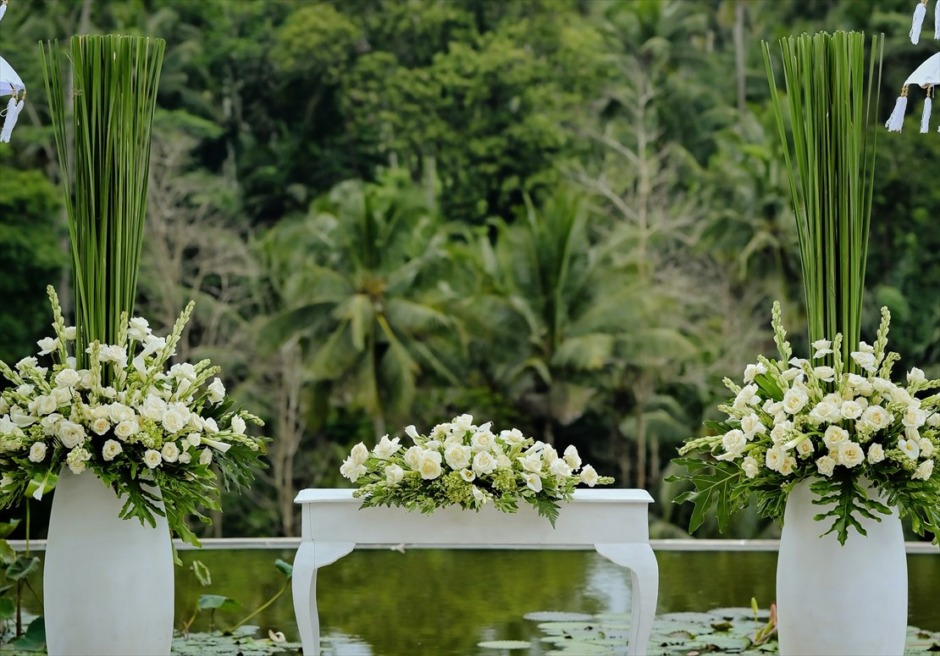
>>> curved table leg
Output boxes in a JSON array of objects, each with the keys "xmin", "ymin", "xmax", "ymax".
[
  {"xmin": 292, "ymin": 541, "xmax": 356, "ymax": 655},
  {"xmin": 595, "ymin": 543, "xmax": 659, "ymax": 656}
]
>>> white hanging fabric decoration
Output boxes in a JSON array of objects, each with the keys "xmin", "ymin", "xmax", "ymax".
[
  {"xmin": 885, "ymin": 87, "xmax": 909, "ymax": 132},
  {"xmin": 887, "ymin": 53, "xmax": 940, "ymax": 134},
  {"xmin": 0, "ymin": 0, "xmax": 27, "ymax": 143},
  {"xmin": 910, "ymin": 0, "xmax": 928, "ymax": 44},
  {"xmin": 921, "ymin": 92, "xmax": 933, "ymax": 133},
  {"xmin": 935, "ymin": 0, "xmax": 939, "ymax": 39}
]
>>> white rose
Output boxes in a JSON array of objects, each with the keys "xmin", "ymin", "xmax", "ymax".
[
  {"xmin": 140, "ymin": 396, "xmax": 166, "ymax": 421},
  {"xmin": 816, "ymin": 455, "xmax": 836, "ymax": 477},
  {"xmin": 161, "ymin": 403, "xmax": 190, "ymax": 434},
  {"xmin": 860, "ymin": 405, "xmax": 891, "ymax": 431},
  {"xmin": 471, "ymin": 451, "xmax": 497, "ymax": 476},
  {"xmin": 541, "ymin": 444, "xmax": 559, "ymax": 465},
  {"xmin": 206, "ymin": 378, "xmax": 226, "ymax": 404},
  {"xmin": 770, "ymin": 420, "xmax": 793, "ymax": 445},
  {"xmin": 765, "ymin": 446, "xmax": 787, "ymax": 472},
  {"xmin": 549, "ymin": 458, "xmax": 572, "ymax": 478},
  {"xmin": 143, "ymin": 449, "xmax": 163, "ymax": 469},
  {"xmin": 836, "ymin": 441, "xmax": 865, "ymax": 468},
  {"xmin": 202, "ymin": 417, "xmax": 219, "ymax": 434},
  {"xmin": 63, "ymin": 326, "xmax": 76, "ymax": 340},
  {"xmin": 796, "ymin": 438, "xmax": 815, "ymax": 458},
  {"xmin": 823, "ymin": 425, "xmax": 849, "ymax": 450},
  {"xmin": 499, "ymin": 428, "xmax": 526, "ymax": 445},
  {"xmin": 199, "ymin": 448, "xmax": 213, "ymax": 466},
  {"xmin": 562, "ymin": 445, "xmax": 582, "ymax": 470},
  {"xmin": 721, "ymin": 429, "xmax": 747, "ymax": 458},
  {"xmin": 779, "ymin": 456, "xmax": 797, "ymax": 476},
  {"xmin": 127, "ymin": 316, "xmax": 151, "ymax": 341},
  {"xmin": 91, "ymin": 417, "xmax": 111, "ymax": 436},
  {"xmin": 57, "ymin": 421, "xmax": 87, "ymax": 449},
  {"xmin": 733, "ymin": 384, "xmax": 760, "ymax": 410},
  {"xmin": 349, "ymin": 442, "xmax": 370, "ymax": 466},
  {"xmin": 102, "ymin": 439, "xmax": 123, "ymax": 462},
  {"xmin": 907, "ymin": 367, "xmax": 926, "ymax": 385},
  {"xmin": 743, "ymin": 362, "xmax": 767, "ymax": 383},
  {"xmin": 519, "ymin": 452, "xmax": 543, "ymax": 474},
  {"xmin": 373, "ymin": 435, "xmax": 401, "ymax": 460},
  {"xmin": 898, "ymin": 438, "xmax": 920, "ymax": 460},
  {"xmin": 178, "ymin": 451, "xmax": 193, "ymax": 465},
  {"xmin": 186, "ymin": 432, "xmax": 202, "ymax": 447},
  {"xmin": 927, "ymin": 413, "xmax": 940, "ymax": 428},
  {"xmin": 782, "ymin": 387, "xmax": 808, "ymax": 415},
  {"xmin": 912, "ymin": 459, "xmax": 934, "ymax": 481},
  {"xmin": 54, "ymin": 369, "xmax": 82, "ymax": 389},
  {"xmin": 15, "ymin": 357, "xmax": 38, "ymax": 371},
  {"xmin": 840, "ymin": 400, "xmax": 864, "ymax": 421},
  {"xmin": 113, "ymin": 419, "xmax": 139, "ymax": 441},
  {"xmin": 444, "ymin": 444, "xmax": 471, "ymax": 470},
  {"xmin": 742, "ymin": 456, "xmax": 759, "ymax": 479},
  {"xmin": 229, "ymin": 415, "xmax": 246, "ymax": 435},
  {"xmin": 471, "ymin": 430, "xmax": 495, "ymax": 452},
  {"xmin": 108, "ymin": 403, "xmax": 134, "ymax": 424},
  {"xmin": 404, "ymin": 446, "xmax": 423, "ymax": 470},
  {"xmin": 418, "ymin": 451, "xmax": 443, "ymax": 480},
  {"xmin": 867, "ymin": 443, "xmax": 885, "ymax": 464},
  {"xmin": 460, "ymin": 468, "xmax": 476, "ymax": 483},
  {"xmin": 28, "ymin": 442, "xmax": 47, "ymax": 463},
  {"xmin": 579, "ymin": 465, "xmax": 599, "ymax": 487},
  {"xmin": 525, "ymin": 472, "xmax": 543, "ymax": 492},
  {"xmin": 740, "ymin": 414, "xmax": 765, "ymax": 438},
  {"xmin": 384, "ymin": 463, "xmax": 404, "ymax": 485},
  {"xmin": 919, "ymin": 439, "xmax": 935, "ymax": 459},
  {"xmin": 902, "ymin": 405, "xmax": 927, "ymax": 429},
  {"xmin": 37, "ymin": 336, "xmax": 59, "ymax": 355},
  {"xmin": 33, "ymin": 395, "xmax": 59, "ymax": 416},
  {"xmin": 159, "ymin": 441, "xmax": 179, "ymax": 463}
]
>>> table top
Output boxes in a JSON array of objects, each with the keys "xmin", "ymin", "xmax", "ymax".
[{"xmin": 295, "ymin": 487, "xmax": 653, "ymax": 504}]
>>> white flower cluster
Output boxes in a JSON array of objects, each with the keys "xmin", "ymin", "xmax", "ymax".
[
  {"xmin": 342, "ymin": 414, "xmax": 610, "ymax": 519},
  {"xmin": 0, "ymin": 291, "xmax": 264, "ymax": 507},
  {"xmin": 715, "ymin": 336, "xmax": 938, "ymax": 485}
]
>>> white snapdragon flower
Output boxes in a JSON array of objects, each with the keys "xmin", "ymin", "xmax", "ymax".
[
  {"xmin": 811, "ymin": 339, "xmax": 833, "ymax": 359},
  {"xmin": 720, "ymin": 429, "xmax": 747, "ymax": 459},
  {"xmin": 372, "ymin": 435, "xmax": 401, "ymax": 460},
  {"xmin": 836, "ymin": 441, "xmax": 865, "ymax": 468},
  {"xmin": 770, "ymin": 420, "xmax": 793, "ymax": 445},
  {"xmin": 102, "ymin": 439, "xmax": 123, "ymax": 461},
  {"xmin": 444, "ymin": 443, "xmax": 471, "ymax": 470},
  {"xmin": 741, "ymin": 456, "xmax": 760, "ymax": 479},
  {"xmin": 472, "ymin": 486, "xmax": 487, "ymax": 505},
  {"xmin": 519, "ymin": 451, "xmax": 543, "ymax": 474},
  {"xmin": 202, "ymin": 417, "xmax": 219, "ymax": 434},
  {"xmin": 161, "ymin": 442, "xmax": 180, "ymax": 463},
  {"xmin": 201, "ymin": 437, "xmax": 232, "ymax": 453},
  {"xmin": 906, "ymin": 367, "xmax": 926, "ymax": 385},
  {"xmin": 230, "ymin": 415, "xmax": 246, "ymax": 435},
  {"xmin": 541, "ymin": 444, "xmax": 559, "ymax": 465},
  {"xmin": 850, "ymin": 350, "xmax": 877, "ymax": 373},
  {"xmin": 169, "ymin": 362, "xmax": 197, "ymax": 382},
  {"xmin": 141, "ymin": 334, "xmax": 167, "ymax": 357},
  {"xmin": 549, "ymin": 458, "xmax": 572, "ymax": 479},
  {"xmin": 418, "ymin": 450, "xmax": 444, "ymax": 480},
  {"xmin": 782, "ymin": 387, "xmax": 809, "ymax": 415},
  {"xmin": 57, "ymin": 421, "xmax": 86, "ymax": 449},
  {"xmin": 127, "ymin": 317, "xmax": 151, "ymax": 341},
  {"xmin": 28, "ymin": 442, "xmax": 47, "ymax": 463},
  {"xmin": 63, "ymin": 326, "xmax": 76, "ymax": 341},
  {"xmin": 867, "ymin": 443, "xmax": 885, "ymax": 464},
  {"xmin": 66, "ymin": 447, "xmax": 91, "ymax": 475},
  {"xmin": 846, "ymin": 374, "xmax": 874, "ymax": 397},
  {"xmin": 349, "ymin": 442, "xmax": 370, "ymax": 466},
  {"xmin": 30, "ymin": 395, "xmax": 58, "ymax": 416},
  {"xmin": 54, "ymin": 368, "xmax": 82, "ymax": 389},
  {"xmin": 563, "ymin": 445, "xmax": 582, "ymax": 470},
  {"xmin": 898, "ymin": 438, "xmax": 920, "ymax": 460},
  {"xmin": 740, "ymin": 414, "xmax": 765, "ymax": 439},
  {"xmin": 37, "ymin": 336, "xmax": 59, "ymax": 356},
  {"xmin": 579, "ymin": 465, "xmax": 599, "ymax": 487},
  {"xmin": 114, "ymin": 419, "xmax": 139, "ymax": 441},
  {"xmin": 385, "ymin": 464, "xmax": 404, "ymax": 485},
  {"xmin": 733, "ymin": 384, "xmax": 760, "ymax": 410},
  {"xmin": 499, "ymin": 428, "xmax": 526, "ymax": 445},
  {"xmin": 206, "ymin": 378, "xmax": 226, "ymax": 404},
  {"xmin": 15, "ymin": 357, "xmax": 38, "ymax": 371},
  {"xmin": 912, "ymin": 460, "xmax": 934, "ymax": 481},
  {"xmin": 471, "ymin": 451, "xmax": 497, "ymax": 476},
  {"xmin": 451, "ymin": 414, "xmax": 474, "ymax": 434},
  {"xmin": 40, "ymin": 413, "xmax": 62, "ymax": 435},
  {"xmin": 525, "ymin": 472, "xmax": 543, "ymax": 492},
  {"xmin": 185, "ymin": 433, "xmax": 201, "ymax": 447},
  {"xmin": 198, "ymin": 448, "xmax": 213, "ymax": 466},
  {"xmin": 813, "ymin": 366, "xmax": 836, "ymax": 383},
  {"xmin": 926, "ymin": 412, "xmax": 940, "ymax": 428},
  {"xmin": 919, "ymin": 439, "xmax": 935, "ymax": 459},
  {"xmin": 143, "ymin": 449, "xmax": 163, "ymax": 469},
  {"xmin": 816, "ymin": 455, "xmax": 836, "ymax": 477},
  {"xmin": 743, "ymin": 362, "xmax": 767, "ymax": 383}
]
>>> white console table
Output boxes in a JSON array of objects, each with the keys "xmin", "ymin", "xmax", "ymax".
[{"xmin": 292, "ymin": 488, "xmax": 658, "ymax": 655}]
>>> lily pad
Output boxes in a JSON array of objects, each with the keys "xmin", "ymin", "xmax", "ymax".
[
  {"xmin": 478, "ymin": 640, "xmax": 532, "ymax": 649},
  {"xmin": 524, "ymin": 611, "xmax": 595, "ymax": 622}
]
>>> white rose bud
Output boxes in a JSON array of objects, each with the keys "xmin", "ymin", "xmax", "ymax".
[
  {"xmin": 102, "ymin": 439, "xmax": 123, "ymax": 462},
  {"xmin": 384, "ymin": 463, "xmax": 404, "ymax": 485},
  {"xmin": 178, "ymin": 451, "xmax": 193, "ymax": 465},
  {"xmin": 28, "ymin": 442, "xmax": 47, "ymax": 463},
  {"xmin": 199, "ymin": 448, "xmax": 213, "ymax": 466},
  {"xmin": 912, "ymin": 459, "xmax": 934, "ymax": 481},
  {"xmin": 815, "ymin": 455, "xmax": 836, "ymax": 477},
  {"xmin": 207, "ymin": 378, "xmax": 226, "ymax": 404},
  {"xmin": 113, "ymin": 419, "xmax": 139, "ymax": 441},
  {"xmin": 837, "ymin": 441, "xmax": 865, "ymax": 468},
  {"xmin": 161, "ymin": 442, "xmax": 180, "ymax": 463},
  {"xmin": 91, "ymin": 417, "xmax": 111, "ymax": 436},
  {"xmin": 549, "ymin": 458, "xmax": 572, "ymax": 478},
  {"xmin": 907, "ymin": 367, "xmax": 926, "ymax": 385},
  {"xmin": 563, "ymin": 445, "xmax": 582, "ymax": 470},
  {"xmin": 742, "ymin": 456, "xmax": 759, "ymax": 479},
  {"xmin": 867, "ymin": 443, "xmax": 885, "ymax": 464},
  {"xmin": 230, "ymin": 415, "xmax": 246, "ymax": 435},
  {"xmin": 579, "ymin": 464, "xmax": 599, "ymax": 487}
]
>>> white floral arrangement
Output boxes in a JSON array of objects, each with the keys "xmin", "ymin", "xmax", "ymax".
[
  {"xmin": 0, "ymin": 287, "xmax": 268, "ymax": 545},
  {"xmin": 673, "ymin": 302, "xmax": 940, "ymax": 545},
  {"xmin": 341, "ymin": 414, "xmax": 613, "ymax": 525}
]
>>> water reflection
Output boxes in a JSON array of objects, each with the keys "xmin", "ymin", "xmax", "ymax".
[{"xmin": 169, "ymin": 547, "xmax": 938, "ymax": 655}]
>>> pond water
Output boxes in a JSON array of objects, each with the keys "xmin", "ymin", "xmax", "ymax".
[
  {"xmin": 17, "ymin": 546, "xmax": 939, "ymax": 655},
  {"xmin": 171, "ymin": 547, "xmax": 939, "ymax": 655}
]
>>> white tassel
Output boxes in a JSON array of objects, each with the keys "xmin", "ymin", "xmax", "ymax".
[
  {"xmin": 922, "ymin": 95, "xmax": 933, "ymax": 133},
  {"xmin": 885, "ymin": 92, "xmax": 908, "ymax": 133},
  {"xmin": 0, "ymin": 94, "xmax": 25, "ymax": 143},
  {"xmin": 910, "ymin": 0, "xmax": 927, "ymax": 44}
]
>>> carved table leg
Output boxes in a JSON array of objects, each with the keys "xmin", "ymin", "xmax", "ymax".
[
  {"xmin": 292, "ymin": 541, "xmax": 356, "ymax": 655},
  {"xmin": 594, "ymin": 543, "xmax": 659, "ymax": 656}
]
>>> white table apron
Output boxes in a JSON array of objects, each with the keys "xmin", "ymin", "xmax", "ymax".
[{"xmin": 292, "ymin": 488, "xmax": 659, "ymax": 655}]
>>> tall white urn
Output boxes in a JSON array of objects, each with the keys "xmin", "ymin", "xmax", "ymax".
[
  {"xmin": 776, "ymin": 479, "xmax": 907, "ymax": 655},
  {"xmin": 43, "ymin": 470, "xmax": 174, "ymax": 656}
]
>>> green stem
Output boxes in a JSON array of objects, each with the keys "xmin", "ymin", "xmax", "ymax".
[{"xmin": 227, "ymin": 581, "xmax": 290, "ymax": 633}]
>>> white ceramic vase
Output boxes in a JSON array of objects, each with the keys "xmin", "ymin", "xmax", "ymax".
[
  {"xmin": 43, "ymin": 469, "xmax": 174, "ymax": 656},
  {"xmin": 776, "ymin": 478, "xmax": 908, "ymax": 656}
]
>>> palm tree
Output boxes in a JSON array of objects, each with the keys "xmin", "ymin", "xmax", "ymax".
[{"xmin": 262, "ymin": 172, "xmax": 464, "ymax": 438}]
